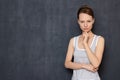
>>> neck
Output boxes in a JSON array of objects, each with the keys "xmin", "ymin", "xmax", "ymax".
[{"xmin": 82, "ymin": 31, "xmax": 94, "ymax": 37}]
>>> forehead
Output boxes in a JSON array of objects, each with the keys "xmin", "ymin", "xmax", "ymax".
[{"xmin": 79, "ymin": 13, "xmax": 93, "ymax": 20}]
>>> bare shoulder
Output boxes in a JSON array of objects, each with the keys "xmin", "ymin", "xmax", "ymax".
[
  {"xmin": 69, "ymin": 36, "xmax": 78, "ymax": 48},
  {"xmin": 70, "ymin": 37, "xmax": 74, "ymax": 40},
  {"xmin": 99, "ymin": 36, "xmax": 105, "ymax": 42},
  {"xmin": 69, "ymin": 37, "xmax": 74, "ymax": 47},
  {"xmin": 69, "ymin": 36, "xmax": 79, "ymax": 47},
  {"xmin": 96, "ymin": 36, "xmax": 105, "ymax": 46}
]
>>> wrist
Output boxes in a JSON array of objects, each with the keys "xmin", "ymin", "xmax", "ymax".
[
  {"xmin": 83, "ymin": 42, "xmax": 88, "ymax": 47},
  {"xmin": 81, "ymin": 63, "xmax": 85, "ymax": 69}
]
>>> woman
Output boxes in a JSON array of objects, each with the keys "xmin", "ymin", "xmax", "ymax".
[{"xmin": 64, "ymin": 5, "xmax": 105, "ymax": 80}]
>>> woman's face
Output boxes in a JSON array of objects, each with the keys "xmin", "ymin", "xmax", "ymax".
[{"xmin": 78, "ymin": 13, "xmax": 94, "ymax": 32}]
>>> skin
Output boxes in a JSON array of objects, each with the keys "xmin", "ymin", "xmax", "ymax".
[{"xmin": 64, "ymin": 13, "xmax": 105, "ymax": 72}]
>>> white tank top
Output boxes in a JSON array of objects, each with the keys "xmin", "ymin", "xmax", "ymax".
[{"xmin": 72, "ymin": 35, "xmax": 101, "ymax": 80}]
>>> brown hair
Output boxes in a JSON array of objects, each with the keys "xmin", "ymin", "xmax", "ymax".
[{"xmin": 77, "ymin": 5, "xmax": 94, "ymax": 19}]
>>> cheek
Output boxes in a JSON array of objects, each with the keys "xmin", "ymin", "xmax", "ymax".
[
  {"xmin": 89, "ymin": 24, "xmax": 93, "ymax": 30},
  {"xmin": 89, "ymin": 23, "xmax": 93, "ymax": 27},
  {"xmin": 79, "ymin": 26, "xmax": 84, "ymax": 30},
  {"xmin": 79, "ymin": 24, "xmax": 84, "ymax": 29},
  {"xmin": 79, "ymin": 23, "xmax": 84, "ymax": 27}
]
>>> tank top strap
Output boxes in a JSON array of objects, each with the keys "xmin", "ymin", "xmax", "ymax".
[
  {"xmin": 91, "ymin": 35, "xmax": 101, "ymax": 52},
  {"xmin": 73, "ymin": 36, "xmax": 79, "ymax": 50}
]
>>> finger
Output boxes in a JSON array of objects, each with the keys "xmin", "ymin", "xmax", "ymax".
[{"xmin": 93, "ymin": 68, "xmax": 98, "ymax": 72}]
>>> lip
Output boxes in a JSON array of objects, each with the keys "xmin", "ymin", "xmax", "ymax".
[{"xmin": 83, "ymin": 28, "xmax": 89, "ymax": 30}]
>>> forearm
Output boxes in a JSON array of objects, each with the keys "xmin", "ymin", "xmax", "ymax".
[
  {"xmin": 82, "ymin": 63, "xmax": 98, "ymax": 72},
  {"xmin": 65, "ymin": 61, "xmax": 98, "ymax": 72},
  {"xmin": 65, "ymin": 61, "xmax": 83, "ymax": 70},
  {"xmin": 84, "ymin": 43, "xmax": 99, "ymax": 68}
]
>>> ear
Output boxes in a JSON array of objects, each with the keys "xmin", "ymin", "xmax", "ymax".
[
  {"xmin": 92, "ymin": 18, "xmax": 95, "ymax": 24},
  {"xmin": 78, "ymin": 19, "xmax": 80, "ymax": 25}
]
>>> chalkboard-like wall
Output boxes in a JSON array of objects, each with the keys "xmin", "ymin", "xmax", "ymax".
[{"xmin": 0, "ymin": 0, "xmax": 120, "ymax": 80}]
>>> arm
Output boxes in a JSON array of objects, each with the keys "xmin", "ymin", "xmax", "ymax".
[
  {"xmin": 64, "ymin": 38, "xmax": 83, "ymax": 69},
  {"xmin": 64, "ymin": 37, "xmax": 98, "ymax": 72},
  {"xmin": 83, "ymin": 35, "xmax": 105, "ymax": 68}
]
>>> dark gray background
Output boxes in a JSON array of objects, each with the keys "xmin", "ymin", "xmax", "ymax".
[{"xmin": 0, "ymin": 0, "xmax": 120, "ymax": 80}]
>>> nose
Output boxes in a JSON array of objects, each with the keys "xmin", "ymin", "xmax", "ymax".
[{"xmin": 84, "ymin": 22, "xmax": 88, "ymax": 27}]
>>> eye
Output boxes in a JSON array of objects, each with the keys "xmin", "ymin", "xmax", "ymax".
[
  {"xmin": 87, "ymin": 20, "xmax": 92, "ymax": 22},
  {"xmin": 80, "ymin": 21, "xmax": 84, "ymax": 23}
]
